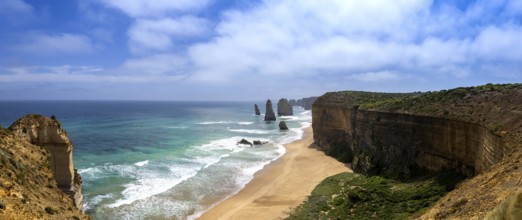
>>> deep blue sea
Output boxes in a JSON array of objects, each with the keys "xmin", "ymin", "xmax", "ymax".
[{"xmin": 0, "ymin": 101, "xmax": 311, "ymax": 219}]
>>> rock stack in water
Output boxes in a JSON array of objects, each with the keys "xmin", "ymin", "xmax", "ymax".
[
  {"xmin": 9, "ymin": 114, "xmax": 83, "ymax": 209},
  {"xmin": 254, "ymin": 104, "xmax": 261, "ymax": 115},
  {"xmin": 277, "ymin": 98, "xmax": 293, "ymax": 116},
  {"xmin": 264, "ymin": 99, "xmax": 276, "ymax": 121},
  {"xmin": 279, "ymin": 121, "xmax": 289, "ymax": 130}
]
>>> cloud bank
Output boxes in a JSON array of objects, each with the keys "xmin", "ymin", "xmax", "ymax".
[{"xmin": 1, "ymin": 0, "xmax": 521, "ymax": 100}]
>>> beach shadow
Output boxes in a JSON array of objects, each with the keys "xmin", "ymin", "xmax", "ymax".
[{"xmin": 307, "ymin": 142, "xmax": 352, "ymax": 169}]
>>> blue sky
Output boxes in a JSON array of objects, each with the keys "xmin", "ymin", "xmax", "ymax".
[{"xmin": 0, "ymin": 0, "xmax": 521, "ymax": 101}]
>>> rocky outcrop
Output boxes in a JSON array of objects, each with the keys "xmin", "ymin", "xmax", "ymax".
[
  {"xmin": 253, "ymin": 140, "xmax": 267, "ymax": 145},
  {"xmin": 0, "ymin": 118, "xmax": 87, "ymax": 219},
  {"xmin": 312, "ymin": 89, "xmax": 516, "ymax": 178},
  {"xmin": 279, "ymin": 121, "xmax": 289, "ymax": 130},
  {"xmin": 254, "ymin": 104, "xmax": 261, "ymax": 115},
  {"xmin": 8, "ymin": 114, "xmax": 83, "ymax": 209},
  {"xmin": 277, "ymin": 98, "xmax": 293, "ymax": 116},
  {"xmin": 238, "ymin": 139, "xmax": 253, "ymax": 146},
  {"xmin": 264, "ymin": 99, "xmax": 276, "ymax": 121}
]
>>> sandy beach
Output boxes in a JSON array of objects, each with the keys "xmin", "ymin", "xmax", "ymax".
[{"xmin": 198, "ymin": 127, "xmax": 352, "ymax": 220}]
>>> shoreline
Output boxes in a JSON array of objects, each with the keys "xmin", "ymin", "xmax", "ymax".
[{"xmin": 197, "ymin": 126, "xmax": 352, "ymax": 220}]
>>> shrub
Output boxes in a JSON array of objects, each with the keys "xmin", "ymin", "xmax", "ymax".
[
  {"xmin": 45, "ymin": 206, "xmax": 56, "ymax": 215},
  {"xmin": 0, "ymin": 199, "xmax": 5, "ymax": 209}
]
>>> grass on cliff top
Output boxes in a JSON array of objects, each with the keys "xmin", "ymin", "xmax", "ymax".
[
  {"xmin": 286, "ymin": 172, "xmax": 464, "ymax": 220},
  {"xmin": 358, "ymin": 83, "xmax": 521, "ymax": 111},
  {"xmin": 328, "ymin": 83, "xmax": 520, "ymax": 111}
]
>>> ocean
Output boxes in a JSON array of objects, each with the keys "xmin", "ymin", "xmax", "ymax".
[{"xmin": 0, "ymin": 101, "xmax": 311, "ymax": 219}]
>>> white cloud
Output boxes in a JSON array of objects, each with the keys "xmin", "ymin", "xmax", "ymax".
[
  {"xmin": 0, "ymin": 0, "xmax": 33, "ymax": 15},
  {"xmin": 128, "ymin": 16, "xmax": 208, "ymax": 53},
  {"xmin": 121, "ymin": 54, "xmax": 189, "ymax": 75},
  {"xmin": 15, "ymin": 33, "xmax": 97, "ymax": 55},
  {"xmin": 351, "ymin": 71, "xmax": 402, "ymax": 82},
  {"xmin": 97, "ymin": 0, "xmax": 211, "ymax": 17},
  {"xmin": 185, "ymin": 0, "xmax": 522, "ymax": 83},
  {"xmin": 472, "ymin": 25, "xmax": 522, "ymax": 62},
  {"xmin": 0, "ymin": 65, "xmax": 186, "ymax": 83},
  {"xmin": 0, "ymin": 0, "xmax": 34, "ymax": 24}
]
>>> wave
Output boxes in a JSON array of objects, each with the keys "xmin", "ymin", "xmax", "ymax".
[
  {"xmin": 279, "ymin": 115, "xmax": 300, "ymax": 121},
  {"xmin": 228, "ymin": 129, "xmax": 271, "ymax": 134},
  {"xmin": 166, "ymin": 126, "xmax": 188, "ymax": 129},
  {"xmin": 134, "ymin": 160, "xmax": 149, "ymax": 167},
  {"xmin": 196, "ymin": 121, "xmax": 254, "ymax": 125}
]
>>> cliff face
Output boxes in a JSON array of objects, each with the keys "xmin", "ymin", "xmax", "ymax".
[
  {"xmin": 313, "ymin": 104, "xmax": 506, "ymax": 177},
  {"xmin": 8, "ymin": 114, "xmax": 83, "ymax": 209},
  {"xmin": 0, "ymin": 116, "xmax": 87, "ymax": 219},
  {"xmin": 311, "ymin": 84, "xmax": 522, "ymax": 219}
]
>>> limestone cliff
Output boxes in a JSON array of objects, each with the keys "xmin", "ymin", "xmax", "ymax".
[
  {"xmin": 0, "ymin": 115, "xmax": 87, "ymax": 219},
  {"xmin": 264, "ymin": 99, "xmax": 276, "ymax": 121},
  {"xmin": 8, "ymin": 114, "xmax": 83, "ymax": 210},
  {"xmin": 312, "ymin": 84, "xmax": 522, "ymax": 219},
  {"xmin": 277, "ymin": 98, "xmax": 293, "ymax": 116},
  {"xmin": 294, "ymin": 97, "xmax": 318, "ymax": 110}
]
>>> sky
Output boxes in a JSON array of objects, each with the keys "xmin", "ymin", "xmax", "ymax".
[{"xmin": 0, "ymin": 0, "xmax": 521, "ymax": 101}]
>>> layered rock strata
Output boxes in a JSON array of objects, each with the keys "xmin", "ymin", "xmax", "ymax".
[
  {"xmin": 9, "ymin": 115, "xmax": 83, "ymax": 209},
  {"xmin": 312, "ymin": 93, "xmax": 509, "ymax": 177},
  {"xmin": 264, "ymin": 99, "xmax": 276, "ymax": 121},
  {"xmin": 277, "ymin": 98, "xmax": 293, "ymax": 116}
]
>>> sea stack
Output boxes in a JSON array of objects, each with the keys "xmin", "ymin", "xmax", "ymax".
[
  {"xmin": 264, "ymin": 99, "xmax": 276, "ymax": 121},
  {"xmin": 9, "ymin": 114, "xmax": 83, "ymax": 209},
  {"xmin": 254, "ymin": 104, "xmax": 261, "ymax": 115},
  {"xmin": 277, "ymin": 98, "xmax": 293, "ymax": 116},
  {"xmin": 279, "ymin": 121, "xmax": 289, "ymax": 130}
]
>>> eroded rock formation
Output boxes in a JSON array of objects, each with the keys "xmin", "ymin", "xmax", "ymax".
[
  {"xmin": 264, "ymin": 99, "xmax": 276, "ymax": 121},
  {"xmin": 279, "ymin": 121, "xmax": 289, "ymax": 130},
  {"xmin": 277, "ymin": 98, "xmax": 293, "ymax": 116},
  {"xmin": 254, "ymin": 104, "xmax": 261, "ymax": 115},
  {"xmin": 9, "ymin": 114, "xmax": 83, "ymax": 209}
]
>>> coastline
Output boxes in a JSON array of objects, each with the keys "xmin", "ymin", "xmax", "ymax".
[{"xmin": 197, "ymin": 127, "xmax": 352, "ymax": 220}]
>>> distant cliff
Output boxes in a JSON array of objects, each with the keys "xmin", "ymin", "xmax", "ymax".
[
  {"xmin": 312, "ymin": 84, "xmax": 522, "ymax": 219},
  {"xmin": 0, "ymin": 115, "xmax": 87, "ymax": 219},
  {"xmin": 290, "ymin": 97, "xmax": 318, "ymax": 110}
]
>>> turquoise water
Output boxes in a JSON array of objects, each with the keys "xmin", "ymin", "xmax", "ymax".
[{"xmin": 0, "ymin": 101, "xmax": 311, "ymax": 219}]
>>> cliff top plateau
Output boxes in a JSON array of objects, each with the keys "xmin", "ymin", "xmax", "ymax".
[{"xmin": 0, "ymin": 115, "xmax": 88, "ymax": 220}]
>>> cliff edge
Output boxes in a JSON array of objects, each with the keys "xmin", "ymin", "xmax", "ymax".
[
  {"xmin": 311, "ymin": 84, "xmax": 522, "ymax": 219},
  {"xmin": 0, "ymin": 114, "xmax": 87, "ymax": 219}
]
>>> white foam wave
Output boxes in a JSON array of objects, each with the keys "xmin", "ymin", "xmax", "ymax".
[
  {"xmin": 197, "ymin": 121, "xmax": 253, "ymax": 125},
  {"xmin": 229, "ymin": 129, "xmax": 271, "ymax": 134},
  {"xmin": 134, "ymin": 160, "xmax": 149, "ymax": 167},
  {"xmin": 196, "ymin": 136, "xmax": 252, "ymax": 152},
  {"xmin": 279, "ymin": 116, "xmax": 300, "ymax": 121},
  {"xmin": 88, "ymin": 193, "xmax": 114, "ymax": 208},
  {"xmin": 166, "ymin": 126, "xmax": 187, "ymax": 129},
  {"xmin": 300, "ymin": 110, "xmax": 311, "ymax": 115},
  {"xmin": 108, "ymin": 165, "xmax": 200, "ymax": 208}
]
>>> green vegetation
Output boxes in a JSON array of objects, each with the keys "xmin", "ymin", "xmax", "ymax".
[
  {"xmin": 30, "ymin": 114, "xmax": 43, "ymax": 119},
  {"xmin": 331, "ymin": 84, "xmax": 521, "ymax": 114},
  {"xmin": 45, "ymin": 206, "xmax": 56, "ymax": 215},
  {"xmin": 286, "ymin": 172, "xmax": 464, "ymax": 220}
]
